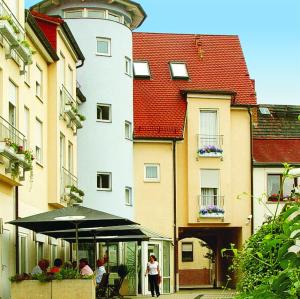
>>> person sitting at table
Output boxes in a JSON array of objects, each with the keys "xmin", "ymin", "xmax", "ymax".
[
  {"xmin": 32, "ymin": 259, "xmax": 49, "ymax": 275},
  {"xmin": 49, "ymin": 258, "xmax": 63, "ymax": 273},
  {"xmin": 79, "ymin": 258, "xmax": 93, "ymax": 276},
  {"xmin": 95, "ymin": 259, "xmax": 106, "ymax": 284}
]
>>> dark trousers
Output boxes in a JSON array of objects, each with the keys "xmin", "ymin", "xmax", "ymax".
[{"xmin": 148, "ymin": 274, "xmax": 160, "ymax": 296}]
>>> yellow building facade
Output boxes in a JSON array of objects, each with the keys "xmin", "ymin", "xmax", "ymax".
[{"xmin": 0, "ymin": 2, "xmax": 84, "ymax": 298}]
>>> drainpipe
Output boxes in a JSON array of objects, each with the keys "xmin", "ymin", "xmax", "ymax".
[
  {"xmin": 247, "ymin": 107, "xmax": 254, "ymax": 234},
  {"xmin": 76, "ymin": 60, "xmax": 84, "ymax": 69},
  {"xmin": 15, "ymin": 186, "xmax": 19, "ymax": 274},
  {"xmin": 172, "ymin": 140, "xmax": 177, "ymax": 292}
]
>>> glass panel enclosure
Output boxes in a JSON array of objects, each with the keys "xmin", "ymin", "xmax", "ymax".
[
  {"xmin": 124, "ymin": 242, "xmax": 138, "ymax": 295},
  {"xmin": 163, "ymin": 241, "xmax": 171, "ymax": 293}
]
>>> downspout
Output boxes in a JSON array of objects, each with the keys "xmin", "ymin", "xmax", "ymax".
[
  {"xmin": 76, "ymin": 60, "xmax": 84, "ymax": 69},
  {"xmin": 247, "ymin": 107, "xmax": 254, "ymax": 234},
  {"xmin": 15, "ymin": 186, "xmax": 19, "ymax": 274},
  {"xmin": 172, "ymin": 140, "xmax": 177, "ymax": 292}
]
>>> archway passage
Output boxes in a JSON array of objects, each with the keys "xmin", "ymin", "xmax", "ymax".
[{"xmin": 178, "ymin": 227, "xmax": 242, "ymax": 288}]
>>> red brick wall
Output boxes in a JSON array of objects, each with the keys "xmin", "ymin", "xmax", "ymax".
[{"xmin": 179, "ymin": 269, "xmax": 211, "ymax": 286}]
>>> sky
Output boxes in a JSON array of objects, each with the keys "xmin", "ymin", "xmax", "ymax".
[{"xmin": 26, "ymin": 0, "xmax": 300, "ymax": 105}]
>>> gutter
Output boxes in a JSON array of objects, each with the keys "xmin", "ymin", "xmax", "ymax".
[
  {"xmin": 172, "ymin": 140, "xmax": 177, "ymax": 292},
  {"xmin": 248, "ymin": 107, "xmax": 254, "ymax": 234}
]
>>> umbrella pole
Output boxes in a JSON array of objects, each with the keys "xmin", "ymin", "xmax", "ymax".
[{"xmin": 75, "ymin": 223, "xmax": 79, "ymax": 272}]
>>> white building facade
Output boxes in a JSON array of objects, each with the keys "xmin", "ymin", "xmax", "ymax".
[{"xmin": 32, "ymin": 0, "xmax": 146, "ymax": 219}]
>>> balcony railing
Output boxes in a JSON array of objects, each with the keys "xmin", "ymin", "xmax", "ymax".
[
  {"xmin": 61, "ymin": 166, "xmax": 83, "ymax": 205},
  {"xmin": 60, "ymin": 85, "xmax": 83, "ymax": 129},
  {"xmin": 197, "ymin": 134, "xmax": 223, "ymax": 157},
  {"xmin": 198, "ymin": 195, "xmax": 224, "ymax": 218}
]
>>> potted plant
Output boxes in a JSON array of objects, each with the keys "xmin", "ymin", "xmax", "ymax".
[{"xmin": 198, "ymin": 145, "xmax": 223, "ymax": 156}]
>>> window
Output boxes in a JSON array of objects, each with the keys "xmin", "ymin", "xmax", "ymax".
[
  {"xmin": 8, "ymin": 80, "xmax": 17, "ymax": 126},
  {"xmin": 96, "ymin": 38, "xmax": 111, "ymax": 56},
  {"xmin": 144, "ymin": 164, "xmax": 160, "ymax": 182},
  {"xmin": 68, "ymin": 141, "xmax": 73, "ymax": 172},
  {"xmin": 36, "ymin": 65, "xmax": 43, "ymax": 99},
  {"xmin": 133, "ymin": 61, "xmax": 150, "ymax": 77},
  {"xmin": 36, "ymin": 242, "xmax": 44, "ymax": 263},
  {"xmin": 60, "ymin": 52, "xmax": 65, "ymax": 86},
  {"xmin": 200, "ymin": 169, "xmax": 220, "ymax": 206},
  {"xmin": 87, "ymin": 9, "xmax": 105, "ymax": 18},
  {"xmin": 170, "ymin": 62, "xmax": 189, "ymax": 79},
  {"xmin": 60, "ymin": 133, "xmax": 65, "ymax": 169},
  {"xmin": 64, "ymin": 10, "xmax": 83, "ymax": 18},
  {"xmin": 97, "ymin": 172, "xmax": 112, "ymax": 191},
  {"xmin": 108, "ymin": 12, "xmax": 121, "ymax": 22},
  {"xmin": 182, "ymin": 243, "xmax": 193, "ymax": 262},
  {"xmin": 125, "ymin": 57, "xmax": 132, "ymax": 76},
  {"xmin": 97, "ymin": 104, "xmax": 111, "ymax": 122},
  {"xmin": 125, "ymin": 121, "xmax": 132, "ymax": 139},
  {"xmin": 125, "ymin": 187, "xmax": 132, "ymax": 206},
  {"xmin": 200, "ymin": 110, "xmax": 219, "ymax": 147},
  {"xmin": 19, "ymin": 234, "xmax": 28, "ymax": 273},
  {"xmin": 35, "ymin": 119, "xmax": 43, "ymax": 163},
  {"xmin": 267, "ymin": 174, "xmax": 297, "ymax": 201},
  {"xmin": 24, "ymin": 65, "xmax": 30, "ymax": 85},
  {"xmin": 24, "ymin": 107, "xmax": 30, "ymax": 146},
  {"xmin": 67, "ymin": 65, "xmax": 73, "ymax": 95},
  {"xmin": 50, "ymin": 244, "xmax": 58, "ymax": 266}
]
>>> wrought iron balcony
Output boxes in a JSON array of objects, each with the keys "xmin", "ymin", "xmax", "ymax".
[
  {"xmin": 60, "ymin": 85, "xmax": 83, "ymax": 129},
  {"xmin": 198, "ymin": 195, "xmax": 225, "ymax": 218},
  {"xmin": 197, "ymin": 134, "xmax": 223, "ymax": 157},
  {"xmin": 61, "ymin": 166, "xmax": 83, "ymax": 205}
]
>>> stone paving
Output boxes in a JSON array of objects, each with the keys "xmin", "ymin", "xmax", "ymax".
[{"xmin": 130, "ymin": 289, "xmax": 236, "ymax": 299}]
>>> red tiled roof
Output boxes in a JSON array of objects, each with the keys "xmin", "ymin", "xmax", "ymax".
[
  {"xmin": 133, "ymin": 33, "xmax": 256, "ymax": 139},
  {"xmin": 253, "ymin": 139, "xmax": 300, "ymax": 163}
]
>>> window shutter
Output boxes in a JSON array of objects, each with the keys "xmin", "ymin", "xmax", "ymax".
[
  {"xmin": 200, "ymin": 111, "xmax": 217, "ymax": 136},
  {"xmin": 201, "ymin": 169, "xmax": 219, "ymax": 188}
]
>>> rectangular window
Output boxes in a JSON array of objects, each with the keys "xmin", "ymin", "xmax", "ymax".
[
  {"xmin": 96, "ymin": 38, "xmax": 111, "ymax": 56},
  {"xmin": 36, "ymin": 65, "xmax": 43, "ymax": 99},
  {"xmin": 125, "ymin": 121, "xmax": 132, "ymax": 140},
  {"xmin": 64, "ymin": 10, "xmax": 83, "ymax": 18},
  {"xmin": 182, "ymin": 242, "xmax": 193, "ymax": 262},
  {"xmin": 35, "ymin": 119, "xmax": 43, "ymax": 163},
  {"xmin": 68, "ymin": 141, "xmax": 73, "ymax": 173},
  {"xmin": 133, "ymin": 61, "xmax": 150, "ymax": 77},
  {"xmin": 8, "ymin": 80, "xmax": 17, "ymax": 127},
  {"xmin": 24, "ymin": 107, "xmax": 30, "ymax": 146},
  {"xmin": 50, "ymin": 244, "xmax": 58, "ymax": 267},
  {"xmin": 24, "ymin": 65, "xmax": 30, "ymax": 85},
  {"xmin": 125, "ymin": 187, "xmax": 132, "ymax": 206},
  {"xmin": 200, "ymin": 110, "xmax": 219, "ymax": 147},
  {"xmin": 67, "ymin": 65, "xmax": 73, "ymax": 95},
  {"xmin": 108, "ymin": 12, "xmax": 120, "ymax": 22},
  {"xmin": 97, "ymin": 172, "xmax": 112, "ymax": 191},
  {"xmin": 125, "ymin": 57, "xmax": 132, "ymax": 76},
  {"xmin": 267, "ymin": 174, "xmax": 297, "ymax": 201},
  {"xmin": 200, "ymin": 169, "xmax": 219, "ymax": 206},
  {"xmin": 170, "ymin": 62, "xmax": 189, "ymax": 79},
  {"xmin": 144, "ymin": 164, "xmax": 160, "ymax": 182},
  {"xmin": 19, "ymin": 234, "xmax": 28, "ymax": 273},
  {"xmin": 60, "ymin": 133, "xmax": 65, "ymax": 169},
  {"xmin": 97, "ymin": 104, "xmax": 111, "ymax": 122},
  {"xmin": 36, "ymin": 242, "xmax": 44, "ymax": 263},
  {"xmin": 60, "ymin": 52, "xmax": 65, "ymax": 86},
  {"xmin": 87, "ymin": 9, "xmax": 105, "ymax": 18}
]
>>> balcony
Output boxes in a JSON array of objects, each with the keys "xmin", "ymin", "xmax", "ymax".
[
  {"xmin": 60, "ymin": 85, "xmax": 84, "ymax": 130},
  {"xmin": 197, "ymin": 135, "xmax": 223, "ymax": 157},
  {"xmin": 0, "ymin": 1, "xmax": 32, "ymax": 65},
  {"xmin": 0, "ymin": 116, "xmax": 31, "ymax": 181},
  {"xmin": 61, "ymin": 166, "xmax": 84, "ymax": 205},
  {"xmin": 198, "ymin": 195, "xmax": 224, "ymax": 218}
]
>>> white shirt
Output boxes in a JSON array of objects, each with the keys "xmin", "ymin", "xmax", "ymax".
[
  {"xmin": 95, "ymin": 266, "xmax": 106, "ymax": 284},
  {"xmin": 31, "ymin": 265, "xmax": 42, "ymax": 275},
  {"xmin": 147, "ymin": 261, "xmax": 159, "ymax": 275}
]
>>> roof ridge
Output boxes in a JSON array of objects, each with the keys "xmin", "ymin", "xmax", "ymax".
[{"xmin": 134, "ymin": 31, "xmax": 239, "ymax": 37}]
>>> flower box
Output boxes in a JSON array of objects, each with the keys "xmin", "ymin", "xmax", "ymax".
[
  {"xmin": 0, "ymin": 141, "xmax": 20, "ymax": 161},
  {"xmin": 198, "ymin": 145, "xmax": 223, "ymax": 157},
  {"xmin": 199, "ymin": 212, "xmax": 224, "ymax": 218},
  {"xmin": 0, "ymin": 19, "xmax": 19, "ymax": 46},
  {"xmin": 16, "ymin": 43, "xmax": 32, "ymax": 65},
  {"xmin": 11, "ymin": 280, "xmax": 51, "ymax": 299},
  {"xmin": 199, "ymin": 205, "xmax": 224, "ymax": 218},
  {"xmin": 73, "ymin": 115, "xmax": 83, "ymax": 129},
  {"xmin": 64, "ymin": 105, "xmax": 77, "ymax": 120}
]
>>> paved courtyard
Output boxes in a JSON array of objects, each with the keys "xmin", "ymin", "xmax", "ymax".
[{"xmin": 131, "ymin": 289, "xmax": 236, "ymax": 299}]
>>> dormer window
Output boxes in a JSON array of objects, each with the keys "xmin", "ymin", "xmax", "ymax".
[
  {"xmin": 133, "ymin": 61, "xmax": 150, "ymax": 78},
  {"xmin": 170, "ymin": 62, "xmax": 189, "ymax": 79}
]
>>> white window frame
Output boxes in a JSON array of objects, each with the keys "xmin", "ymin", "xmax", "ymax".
[
  {"xmin": 144, "ymin": 164, "xmax": 160, "ymax": 182},
  {"xmin": 108, "ymin": 11, "xmax": 121, "ymax": 22},
  {"xmin": 97, "ymin": 172, "xmax": 112, "ymax": 191},
  {"xmin": 86, "ymin": 8, "xmax": 106, "ymax": 19},
  {"xmin": 64, "ymin": 9, "xmax": 84, "ymax": 18},
  {"xmin": 96, "ymin": 37, "xmax": 111, "ymax": 56},
  {"xmin": 36, "ymin": 64, "xmax": 43, "ymax": 99},
  {"xmin": 24, "ymin": 64, "xmax": 30, "ymax": 85},
  {"xmin": 97, "ymin": 103, "xmax": 112, "ymax": 122},
  {"xmin": 125, "ymin": 186, "xmax": 132, "ymax": 206},
  {"xmin": 170, "ymin": 62, "xmax": 189, "ymax": 79},
  {"xmin": 133, "ymin": 61, "xmax": 150, "ymax": 78},
  {"xmin": 125, "ymin": 57, "xmax": 132, "ymax": 76},
  {"xmin": 125, "ymin": 121, "xmax": 132, "ymax": 140},
  {"xmin": 35, "ymin": 118, "xmax": 43, "ymax": 164}
]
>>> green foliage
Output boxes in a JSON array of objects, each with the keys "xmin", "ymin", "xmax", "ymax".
[{"xmin": 228, "ymin": 203, "xmax": 300, "ymax": 299}]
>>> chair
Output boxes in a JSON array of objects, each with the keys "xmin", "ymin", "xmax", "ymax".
[
  {"xmin": 96, "ymin": 273, "xmax": 110, "ymax": 298},
  {"xmin": 108, "ymin": 277, "xmax": 124, "ymax": 298}
]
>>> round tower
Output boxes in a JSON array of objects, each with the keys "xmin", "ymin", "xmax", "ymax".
[{"xmin": 32, "ymin": 0, "xmax": 146, "ymax": 219}]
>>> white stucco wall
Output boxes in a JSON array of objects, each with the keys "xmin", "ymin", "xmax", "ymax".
[
  {"xmin": 253, "ymin": 167, "xmax": 286, "ymax": 231},
  {"xmin": 46, "ymin": 2, "xmax": 135, "ymax": 219}
]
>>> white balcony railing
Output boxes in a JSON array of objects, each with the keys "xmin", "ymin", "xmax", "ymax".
[
  {"xmin": 198, "ymin": 195, "xmax": 224, "ymax": 218},
  {"xmin": 197, "ymin": 134, "xmax": 223, "ymax": 157},
  {"xmin": 60, "ymin": 85, "xmax": 83, "ymax": 129}
]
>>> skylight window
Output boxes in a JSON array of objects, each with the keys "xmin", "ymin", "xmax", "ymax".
[
  {"xmin": 259, "ymin": 107, "xmax": 271, "ymax": 115},
  {"xmin": 170, "ymin": 62, "xmax": 189, "ymax": 79},
  {"xmin": 133, "ymin": 61, "xmax": 150, "ymax": 78}
]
